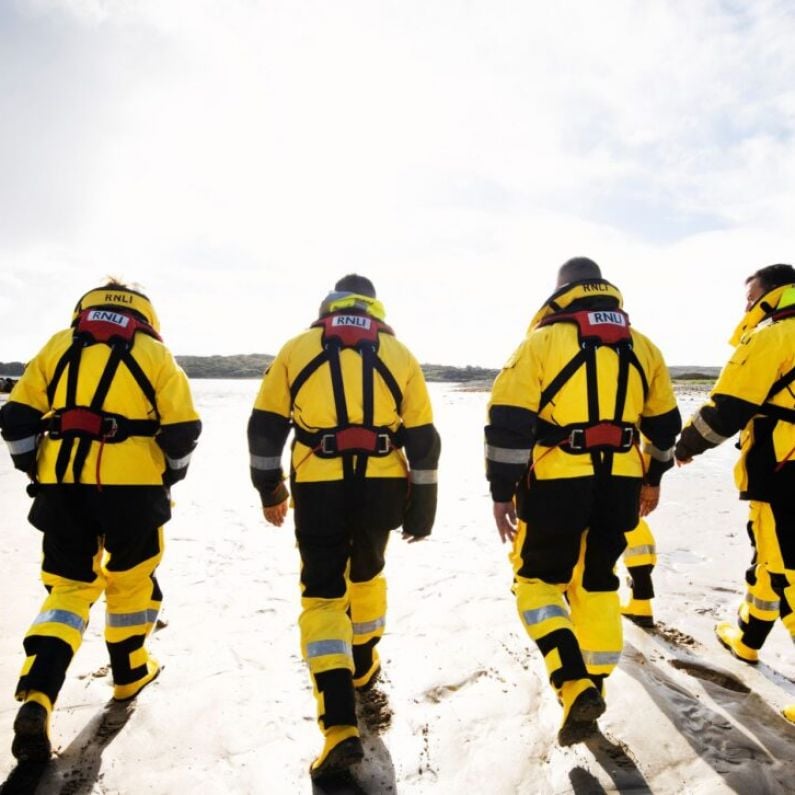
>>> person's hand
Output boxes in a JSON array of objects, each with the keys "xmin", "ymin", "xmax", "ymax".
[
  {"xmin": 401, "ymin": 532, "xmax": 427, "ymax": 544},
  {"xmin": 675, "ymin": 456, "xmax": 692, "ymax": 466},
  {"xmin": 493, "ymin": 501, "xmax": 517, "ymax": 544},
  {"xmin": 639, "ymin": 484, "xmax": 660, "ymax": 517},
  {"xmin": 263, "ymin": 499, "xmax": 289, "ymax": 527}
]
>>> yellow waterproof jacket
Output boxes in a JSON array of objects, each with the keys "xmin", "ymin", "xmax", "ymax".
[
  {"xmin": 677, "ymin": 284, "xmax": 795, "ymax": 500},
  {"xmin": 250, "ymin": 324, "xmax": 436, "ymax": 485},
  {"xmin": 486, "ymin": 280, "xmax": 681, "ymax": 501},
  {"xmin": 2, "ymin": 327, "xmax": 200, "ymax": 486}
]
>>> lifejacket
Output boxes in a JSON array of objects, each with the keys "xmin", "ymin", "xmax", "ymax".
[
  {"xmin": 533, "ymin": 299, "xmax": 649, "ymax": 454},
  {"xmin": 290, "ymin": 311, "xmax": 404, "ymax": 478},
  {"xmin": 46, "ymin": 306, "xmax": 162, "ymax": 484}
]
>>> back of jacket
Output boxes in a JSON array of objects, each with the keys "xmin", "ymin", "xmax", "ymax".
[
  {"xmin": 2, "ymin": 328, "xmax": 201, "ymax": 486},
  {"xmin": 486, "ymin": 280, "xmax": 681, "ymax": 500},
  {"xmin": 251, "ymin": 324, "xmax": 437, "ymax": 484}
]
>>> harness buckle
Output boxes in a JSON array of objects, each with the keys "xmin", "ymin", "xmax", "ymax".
[
  {"xmin": 320, "ymin": 433, "xmax": 336, "ymax": 455},
  {"xmin": 103, "ymin": 417, "xmax": 119, "ymax": 439},
  {"xmin": 568, "ymin": 428, "xmax": 585, "ymax": 451},
  {"xmin": 376, "ymin": 432, "xmax": 391, "ymax": 454},
  {"xmin": 620, "ymin": 426, "xmax": 635, "ymax": 449}
]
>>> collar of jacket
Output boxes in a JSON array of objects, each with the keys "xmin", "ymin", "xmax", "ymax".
[
  {"xmin": 729, "ymin": 283, "xmax": 795, "ymax": 346},
  {"xmin": 317, "ymin": 291, "xmax": 387, "ymax": 321},
  {"xmin": 527, "ymin": 279, "xmax": 624, "ymax": 333}
]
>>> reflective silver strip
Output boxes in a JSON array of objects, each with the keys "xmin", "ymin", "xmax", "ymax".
[
  {"xmin": 745, "ymin": 593, "xmax": 780, "ymax": 612},
  {"xmin": 582, "ymin": 650, "xmax": 621, "ymax": 667},
  {"xmin": 485, "ymin": 444, "xmax": 531, "ymax": 465},
  {"xmin": 410, "ymin": 469, "xmax": 438, "ymax": 485},
  {"xmin": 106, "ymin": 609, "xmax": 160, "ymax": 628},
  {"xmin": 166, "ymin": 452, "xmax": 193, "ymax": 470},
  {"xmin": 643, "ymin": 441, "xmax": 674, "ymax": 462},
  {"xmin": 692, "ymin": 411, "xmax": 730, "ymax": 445},
  {"xmin": 33, "ymin": 609, "xmax": 86, "ymax": 633},
  {"xmin": 352, "ymin": 617, "xmax": 386, "ymax": 636},
  {"xmin": 6, "ymin": 436, "xmax": 36, "ymax": 455},
  {"xmin": 625, "ymin": 544, "xmax": 655, "ymax": 557},
  {"xmin": 307, "ymin": 640, "xmax": 352, "ymax": 659},
  {"xmin": 250, "ymin": 454, "xmax": 282, "ymax": 471},
  {"xmin": 522, "ymin": 605, "xmax": 568, "ymax": 625}
]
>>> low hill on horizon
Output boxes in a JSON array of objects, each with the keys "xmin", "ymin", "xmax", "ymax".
[{"xmin": 0, "ymin": 356, "xmax": 722, "ymax": 382}]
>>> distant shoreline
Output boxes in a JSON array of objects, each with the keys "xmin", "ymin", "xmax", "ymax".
[{"xmin": 0, "ymin": 356, "xmax": 721, "ymax": 383}]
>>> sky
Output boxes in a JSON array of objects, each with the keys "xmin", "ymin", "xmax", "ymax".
[{"xmin": 2, "ymin": 0, "xmax": 795, "ymax": 368}]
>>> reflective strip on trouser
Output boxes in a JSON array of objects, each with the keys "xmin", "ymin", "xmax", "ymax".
[
  {"xmin": 568, "ymin": 535, "xmax": 622, "ymax": 676},
  {"xmin": 514, "ymin": 523, "xmax": 622, "ymax": 689},
  {"xmin": 299, "ymin": 591, "xmax": 355, "ymax": 730},
  {"xmin": 623, "ymin": 519, "xmax": 657, "ymax": 567},
  {"xmin": 299, "ymin": 593, "xmax": 354, "ymax": 675},
  {"xmin": 104, "ymin": 527, "xmax": 164, "ymax": 688},
  {"xmin": 349, "ymin": 574, "xmax": 387, "ymax": 645},
  {"xmin": 17, "ymin": 546, "xmax": 105, "ymax": 704}
]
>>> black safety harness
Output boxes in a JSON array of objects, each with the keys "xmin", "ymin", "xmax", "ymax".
[
  {"xmin": 290, "ymin": 312, "xmax": 403, "ymax": 479},
  {"xmin": 533, "ymin": 306, "xmax": 649, "ymax": 463},
  {"xmin": 46, "ymin": 308, "xmax": 162, "ymax": 485}
]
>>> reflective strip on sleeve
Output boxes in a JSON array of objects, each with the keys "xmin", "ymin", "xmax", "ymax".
[
  {"xmin": 624, "ymin": 544, "xmax": 655, "ymax": 557},
  {"xmin": 582, "ymin": 650, "xmax": 622, "ymax": 667},
  {"xmin": 643, "ymin": 442, "xmax": 674, "ymax": 462},
  {"xmin": 745, "ymin": 593, "xmax": 780, "ymax": 613},
  {"xmin": 106, "ymin": 609, "xmax": 160, "ymax": 628},
  {"xmin": 166, "ymin": 452, "xmax": 193, "ymax": 470},
  {"xmin": 32, "ymin": 609, "xmax": 87, "ymax": 633},
  {"xmin": 6, "ymin": 436, "xmax": 37, "ymax": 455},
  {"xmin": 250, "ymin": 454, "xmax": 282, "ymax": 471},
  {"xmin": 522, "ymin": 605, "xmax": 568, "ymax": 626},
  {"xmin": 307, "ymin": 639, "xmax": 353, "ymax": 659},
  {"xmin": 352, "ymin": 617, "xmax": 386, "ymax": 636},
  {"xmin": 692, "ymin": 412, "xmax": 730, "ymax": 445},
  {"xmin": 410, "ymin": 469, "xmax": 438, "ymax": 485},
  {"xmin": 485, "ymin": 444, "xmax": 531, "ymax": 465}
]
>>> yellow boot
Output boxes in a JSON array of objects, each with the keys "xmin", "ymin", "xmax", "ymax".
[
  {"xmin": 12, "ymin": 691, "xmax": 52, "ymax": 762},
  {"xmin": 310, "ymin": 725, "xmax": 363, "ymax": 780},
  {"xmin": 621, "ymin": 598, "xmax": 654, "ymax": 629},
  {"xmin": 782, "ymin": 705, "xmax": 795, "ymax": 724},
  {"xmin": 353, "ymin": 648, "xmax": 381, "ymax": 692},
  {"xmin": 113, "ymin": 656, "xmax": 161, "ymax": 701},
  {"xmin": 715, "ymin": 622, "xmax": 759, "ymax": 665},
  {"xmin": 558, "ymin": 678, "xmax": 605, "ymax": 747}
]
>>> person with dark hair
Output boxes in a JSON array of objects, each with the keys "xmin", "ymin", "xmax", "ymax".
[
  {"xmin": 0, "ymin": 280, "xmax": 201, "ymax": 762},
  {"xmin": 485, "ymin": 259, "xmax": 681, "ymax": 745},
  {"xmin": 247, "ymin": 274, "xmax": 440, "ymax": 779},
  {"xmin": 676, "ymin": 264, "xmax": 795, "ymax": 724}
]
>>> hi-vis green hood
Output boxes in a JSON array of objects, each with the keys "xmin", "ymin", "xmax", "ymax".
[
  {"xmin": 317, "ymin": 291, "xmax": 386, "ymax": 321},
  {"xmin": 729, "ymin": 283, "xmax": 795, "ymax": 347},
  {"xmin": 527, "ymin": 279, "xmax": 624, "ymax": 333}
]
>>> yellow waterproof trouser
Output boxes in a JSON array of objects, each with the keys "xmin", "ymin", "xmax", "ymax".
[
  {"xmin": 17, "ymin": 529, "xmax": 164, "ymax": 705},
  {"xmin": 736, "ymin": 502, "xmax": 795, "ymax": 649},
  {"xmin": 300, "ymin": 567, "xmax": 387, "ymax": 728},
  {"xmin": 514, "ymin": 526, "xmax": 622, "ymax": 692},
  {"xmin": 623, "ymin": 519, "xmax": 656, "ymax": 568}
]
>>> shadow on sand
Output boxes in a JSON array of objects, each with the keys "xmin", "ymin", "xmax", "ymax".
[{"xmin": 1, "ymin": 699, "xmax": 135, "ymax": 795}]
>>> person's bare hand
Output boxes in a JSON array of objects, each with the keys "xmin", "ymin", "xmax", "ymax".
[
  {"xmin": 263, "ymin": 499, "xmax": 289, "ymax": 527},
  {"xmin": 639, "ymin": 484, "xmax": 660, "ymax": 517},
  {"xmin": 493, "ymin": 501, "xmax": 517, "ymax": 544},
  {"xmin": 401, "ymin": 532, "xmax": 426, "ymax": 544}
]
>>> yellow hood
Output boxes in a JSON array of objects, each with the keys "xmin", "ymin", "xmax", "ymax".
[
  {"xmin": 527, "ymin": 279, "xmax": 624, "ymax": 333},
  {"xmin": 729, "ymin": 283, "xmax": 795, "ymax": 347},
  {"xmin": 318, "ymin": 291, "xmax": 386, "ymax": 321}
]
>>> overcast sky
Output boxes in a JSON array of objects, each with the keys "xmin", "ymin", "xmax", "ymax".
[{"xmin": 2, "ymin": 0, "xmax": 795, "ymax": 368}]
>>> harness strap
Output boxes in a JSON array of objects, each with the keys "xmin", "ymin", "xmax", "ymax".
[
  {"xmin": 289, "ymin": 314, "xmax": 403, "ymax": 476},
  {"xmin": 71, "ymin": 343, "xmax": 125, "ymax": 484},
  {"xmin": 54, "ymin": 342, "xmax": 84, "ymax": 483},
  {"xmin": 49, "ymin": 309, "xmax": 161, "ymax": 485}
]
